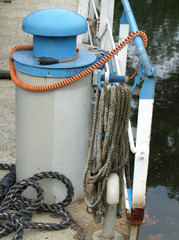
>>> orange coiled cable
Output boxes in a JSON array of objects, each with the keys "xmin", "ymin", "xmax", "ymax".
[
  {"xmin": 58, "ymin": 48, "xmax": 79, "ymax": 63},
  {"xmin": 128, "ymin": 60, "xmax": 140, "ymax": 80},
  {"xmin": 10, "ymin": 31, "xmax": 147, "ymax": 92}
]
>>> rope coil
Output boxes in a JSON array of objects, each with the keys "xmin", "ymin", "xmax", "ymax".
[
  {"xmin": 0, "ymin": 166, "xmax": 74, "ymax": 240},
  {"xmin": 83, "ymin": 83, "xmax": 131, "ymax": 223},
  {"xmin": 10, "ymin": 31, "xmax": 147, "ymax": 92}
]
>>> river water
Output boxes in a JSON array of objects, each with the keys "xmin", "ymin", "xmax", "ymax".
[{"xmin": 113, "ymin": 1, "xmax": 179, "ymax": 239}]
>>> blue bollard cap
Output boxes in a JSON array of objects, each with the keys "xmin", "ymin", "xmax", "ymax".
[
  {"xmin": 21, "ymin": 8, "xmax": 88, "ymax": 60},
  {"xmin": 13, "ymin": 8, "xmax": 96, "ymax": 78},
  {"xmin": 22, "ymin": 8, "xmax": 88, "ymax": 37}
]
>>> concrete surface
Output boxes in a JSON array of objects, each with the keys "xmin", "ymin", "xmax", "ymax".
[
  {"xmin": 0, "ymin": 81, "xmax": 131, "ymax": 240},
  {"xmin": 0, "ymin": 80, "xmax": 15, "ymax": 165},
  {"xmin": 0, "ymin": 0, "xmax": 78, "ymax": 73},
  {"xmin": 93, "ymin": 230, "xmax": 124, "ymax": 240},
  {"xmin": 0, "ymin": 1, "xmax": 130, "ymax": 239}
]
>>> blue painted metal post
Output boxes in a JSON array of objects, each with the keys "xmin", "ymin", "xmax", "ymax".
[
  {"xmin": 121, "ymin": 0, "xmax": 156, "ymax": 78},
  {"xmin": 120, "ymin": 3, "xmax": 157, "ymax": 240}
]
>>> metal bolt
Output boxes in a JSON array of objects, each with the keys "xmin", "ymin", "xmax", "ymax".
[
  {"xmin": 75, "ymin": 226, "xmax": 81, "ymax": 231},
  {"xmin": 78, "ymin": 234, "xmax": 84, "ymax": 239}
]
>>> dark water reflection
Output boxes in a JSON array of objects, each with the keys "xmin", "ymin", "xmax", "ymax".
[{"xmin": 113, "ymin": 0, "xmax": 179, "ymax": 239}]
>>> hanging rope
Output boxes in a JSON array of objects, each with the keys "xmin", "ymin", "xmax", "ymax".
[{"xmin": 83, "ymin": 83, "xmax": 131, "ymax": 223}]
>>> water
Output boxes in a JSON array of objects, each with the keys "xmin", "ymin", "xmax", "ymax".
[{"xmin": 113, "ymin": 1, "xmax": 179, "ymax": 239}]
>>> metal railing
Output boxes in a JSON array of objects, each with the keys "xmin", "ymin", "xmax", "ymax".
[
  {"xmin": 80, "ymin": 1, "xmax": 157, "ymax": 239},
  {"xmin": 121, "ymin": 0, "xmax": 156, "ymax": 77}
]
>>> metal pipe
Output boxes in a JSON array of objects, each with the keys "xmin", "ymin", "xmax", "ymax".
[
  {"xmin": 121, "ymin": 0, "xmax": 156, "ymax": 77},
  {"xmin": 102, "ymin": 204, "xmax": 117, "ymax": 239},
  {"xmin": 123, "ymin": 171, "xmax": 132, "ymax": 214},
  {"xmin": 91, "ymin": 0, "xmax": 99, "ymax": 19},
  {"xmin": 105, "ymin": 62, "xmax": 110, "ymax": 74},
  {"xmin": 102, "ymin": 173, "xmax": 119, "ymax": 239},
  {"xmin": 106, "ymin": 18, "xmax": 121, "ymax": 75},
  {"xmin": 130, "ymin": 225, "xmax": 139, "ymax": 240},
  {"xmin": 101, "ymin": 74, "xmax": 125, "ymax": 83},
  {"xmin": 128, "ymin": 120, "xmax": 136, "ymax": 153},
  {"xmin": 87, "ymin": 21, "xmax": 94, "ymax": 46}
]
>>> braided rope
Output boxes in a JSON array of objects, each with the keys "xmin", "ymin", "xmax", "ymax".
[
  {"xmin": 83, "ymin": 83, "xmax": 131, "ymax": 223},
  {"xmin": 0, "ymin": 168, "xmax": 74, "ymax": 240},
  {"xmin": 0, "ymin": 163, "xmax": 15, "ymax": 170}
]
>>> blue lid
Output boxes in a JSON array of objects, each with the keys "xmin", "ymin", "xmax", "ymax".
[
  {"xmin": 15, "ymin": 8, "xmax": 96, "ymax": 78},
  {"xmin": 13, "ymin": 49, "xmax": 96, "ymax": 78},
  {"xmin": 22, "ymin": 8, "xmax": 88, "ymax": 37}
]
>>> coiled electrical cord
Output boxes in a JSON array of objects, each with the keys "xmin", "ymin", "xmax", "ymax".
[
  {"xmin": 10, "ymin": 31, "xmax": 147, "ymax": 92},
  {"xmin": 0, "ymin": 165, "xmax": 74, "ymax": 240}
]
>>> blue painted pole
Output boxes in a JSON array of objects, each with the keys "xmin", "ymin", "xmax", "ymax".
[
  {"xmin": 101, "ymin": 74, "xmax": 125, "ymax": 83},
  {"xmin": 121, "ymin": 0, "xmax": 156, "ymax": 78},
  {"xmin": 127, "ymin": 188, "xmax": 132, "ymax": 213}
]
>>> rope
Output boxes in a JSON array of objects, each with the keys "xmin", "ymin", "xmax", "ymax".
[
  {"xmin": 10, "ymin": 31, "xmax": 147, "ymax": 92},
  {"xmin": 0, "ymin": 165, "xmax": 74, "ymax": 240},
  {"xmin": 83, "ymin": 83, "xmax": 131, "ymax": 223}
]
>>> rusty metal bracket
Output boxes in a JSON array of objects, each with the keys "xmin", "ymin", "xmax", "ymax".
[{"xmin": 126, "ymin": 207, "xmax": 144, "ymax": 225}]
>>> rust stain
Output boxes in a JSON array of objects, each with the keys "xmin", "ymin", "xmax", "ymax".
[
  {"xmin": 126, "ymin": 207, "xmax": 144, "ymax": 225},
  {"xmin": 131, "ymin": 207, "xmax": 144, "ymax": 220},
  {"xmin": 126, "ymin": 209, "xmax": 131, "ymax": 220}
]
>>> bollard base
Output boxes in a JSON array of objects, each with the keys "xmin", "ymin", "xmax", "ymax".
[{"xmin": 93, "ymin": 230, "xmax": 124, "ymax": 240}]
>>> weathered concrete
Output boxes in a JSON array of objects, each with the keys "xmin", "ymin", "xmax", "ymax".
[
  {"xmin": 0, "ymin": 0, "xmax": 79, "ymax": 73},
  {"xmin": 93, "ymin": 230, "xmax": 124, "ymax": 240},
  {"xmin": 0, "ymin": 80, "xmax": 15, "ymax": 165},
  {"xmin": 0, "ymin": 79, "xmax": 130, "ymax": 239},
  {"xmin": 0, "ymin": 1, "xmax": 130, "ymax": 239}
]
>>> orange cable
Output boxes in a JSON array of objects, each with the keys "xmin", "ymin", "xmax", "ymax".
[
  {"xmin": 58, "ymin": 48, "xmax": 79, "ymax": 63},
  {"xmin": 10, "ymin": 31, "xmax": 148, "ymax": 92},
  {"xmin": 128, "ymin": 60, "xmax": 140, "ymax": 80}
]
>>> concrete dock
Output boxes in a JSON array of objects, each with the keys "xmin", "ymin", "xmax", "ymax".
[{"xmin": 0, "ymin": 1, "xmax": 130, "ymax": 239}]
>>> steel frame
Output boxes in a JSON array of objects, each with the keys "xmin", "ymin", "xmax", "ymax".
[
  {"xmin": 121, "ymin": 1, "xmax": 156, "ymax": 239},
  {"xmin": 78, "ymin": 0, "xmax": 157, "ymax": 239}
]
